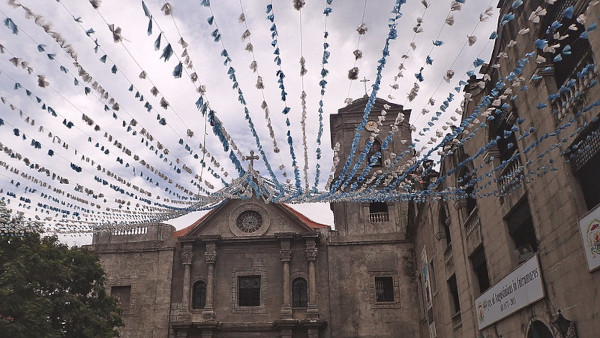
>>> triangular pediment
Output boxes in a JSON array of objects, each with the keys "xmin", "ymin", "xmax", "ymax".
[{"xmin": 178, "ymin": 198, "xmax": 328, "ymax": 239}]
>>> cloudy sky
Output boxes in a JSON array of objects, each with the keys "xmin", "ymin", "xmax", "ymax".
[{"xmin": 0, "ymin": 0, "xmax": 499, "ymax": 243}]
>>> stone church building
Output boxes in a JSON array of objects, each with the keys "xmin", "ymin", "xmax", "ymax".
[{"xmin": 89, "ymin": 98, "xmax": 421, "ymax": 338}]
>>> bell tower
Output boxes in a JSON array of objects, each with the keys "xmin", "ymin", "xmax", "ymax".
[{"xmin": 329, "ymin": 96, "xmax": 412, "ymax": 239}]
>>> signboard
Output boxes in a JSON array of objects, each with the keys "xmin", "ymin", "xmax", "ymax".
[
  {"xmin": 579, "ymin": 204, "xmax": 600, "ymax": 272},
  {"xmin": 420, "ymin": 248, "xmax": 436, "ymax": 338},
  {"xmin": 475, "ymin": 255, "xmax": 544, "ymax": 330}
]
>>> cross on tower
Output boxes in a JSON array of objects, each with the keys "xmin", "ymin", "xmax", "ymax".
[
  {"xmin": 360, "ymin": 77, "xmax": 370, "ymax": 96},
  {"xmin": 242, "ymin": 150, "xmax": 260, "ymax": 168}
]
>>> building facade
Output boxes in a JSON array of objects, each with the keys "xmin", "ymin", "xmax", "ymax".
[
  {"xmin": 408, "ymin": 1, "xmax": 600, "ymax": 337},
  {"xmin": 89, "ymin": 97, "xmax": 420, "ymax": 338}
]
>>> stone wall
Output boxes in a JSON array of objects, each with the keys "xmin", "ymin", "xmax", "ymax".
[
  {"xmin": 326, "ymin": 239, "xmax": 419, "ymax": 337},
  {"xmin": 95, "ymin": 247, "xmax": 175, "ymax": 338}
]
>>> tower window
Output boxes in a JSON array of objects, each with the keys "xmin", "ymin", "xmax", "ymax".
[
  {"xmin": 111, "ymin": 285, "xmax": 131, "ymax": 309},
  {"xmin": 375, "ymin": 277, "xmax": 394, "ymax": 302},
  {"xmin": 238, "ymin": 276, "xmax": 261, "ymax": 307},
  {"xmin": 369, "ymin": 202, "xmax": 389, "ymax": 222},
  {"xmin": 292, "ymin": 278, "xmax": 308, "ymax": 308}
]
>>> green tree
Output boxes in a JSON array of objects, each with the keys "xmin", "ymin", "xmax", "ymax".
[{"xmin": 0, "ymin": 203, "xmax": 123, "ymax": 337}]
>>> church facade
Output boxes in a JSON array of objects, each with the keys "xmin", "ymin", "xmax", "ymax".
[{"xmin": 89, "ymin": 98, "xmax": 420, "ymax": 338}]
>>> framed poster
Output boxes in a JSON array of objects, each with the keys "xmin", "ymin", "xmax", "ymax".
[{"xmin": 579, "ymin": 204, "xmax": 600, "ymax": 272}]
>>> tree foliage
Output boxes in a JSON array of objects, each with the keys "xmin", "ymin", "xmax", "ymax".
[{"xmin": 0, "ymin": 206, "xmax": 123, "ymax": 337}]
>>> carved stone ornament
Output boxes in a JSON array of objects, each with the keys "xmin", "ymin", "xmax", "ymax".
[
  {"xmin": 205, "ymin": 243, "xmax": 217, "ymax": 263},
  {"xmin": 305, "ymin": 247, "xmax": 317, "ymax": 261},
  {"xmin": 182, "ymin": 248, "xmax": 193, "ymax": 265},
  {"xmin": 280, "ymin": 249, "xmax": 292, "ymax": 262}
]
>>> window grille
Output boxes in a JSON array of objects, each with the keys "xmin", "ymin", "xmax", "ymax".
[
  {"xmin": 375, "ymin": 277, "xmax": 394, "ymax": 302},
  {"xmin": 111, "ymin": 285, "xmax": 131, "ymax": 309},
  {"xmin": 238, "ymin": 276, "xmax": 260, "ymax": 307},
  {"xmin": 192, "ymin": 281, "xmax": 206, "ymax": 309},
  {"xmin": 292, "ymin": 278, "xmax": 308, "ymax": 308}
]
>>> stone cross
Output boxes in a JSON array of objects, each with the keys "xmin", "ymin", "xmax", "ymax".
[
  {"xmin": 243, "ymin": 150, "xmax": 259, "ymax": 168},
  {"xmin": 360, "ymin": 77, "xmax": 370, "ymax": 96}
]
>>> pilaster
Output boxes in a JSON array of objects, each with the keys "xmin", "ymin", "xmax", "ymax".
[
  {"xmin": 203, "ymin": 241, "xmax": 217, "ymax": 320},
  {"xmin": 304, "ymin": 238, "xmax": 319, "ymax": 319}
]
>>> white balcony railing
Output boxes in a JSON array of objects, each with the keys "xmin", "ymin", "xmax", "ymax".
[
  {"xmin": 113, "ymin": 226, "xmax": 148, "ymax": 236},
  {"xmin": 369, "ymin": 212, "xmax": 390, "ymax": 223}
]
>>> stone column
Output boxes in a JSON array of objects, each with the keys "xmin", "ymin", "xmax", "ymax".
[
  {"xmin": 280, "ymin": 239, "xmax": 292, "ymax": 319},
  {"xmin": 203, "ymin": 241, "xmax": 216, "ymax": 320},
  {"xmin": 181, "ymin": 243, "xmax": 193, "ymax": 311},
  {"xmin": 305, "ymin": 238, "xmax": 319, "ymax": 319}
]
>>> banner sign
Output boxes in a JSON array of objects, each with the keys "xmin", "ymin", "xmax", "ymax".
[
  {"xmin": 475, "ymin": 255, "xmax": 544, "ymax": 330},
  {"xmin": 420, "ymin": 247, "xmax": 436, "ymax": 338},
  {"xmin": 579, "ymin": 204, "xmax": 600, "ymax": 272}
]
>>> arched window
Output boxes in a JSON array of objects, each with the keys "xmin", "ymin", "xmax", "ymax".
[
  {"xmin": 367, "ymin": 139, "xmax": 383, "ymax": 167},
  {"xmin": 527, "ymin": 320, "xmax": 553, "ymax": 338},
  {"xmin": 192, "ymin": 281, "xmax": 206, "ymax": 309},
  {"xmin": 439, "ymin": 204, "xmax": 451, "ymax": 246},
  {"xmin": 292, "ymin": 278, "xmax": 308, "ymax": 308},
  {"xmin": 458, "ymin": 166, "xmax": 477, "ymax": 216}
]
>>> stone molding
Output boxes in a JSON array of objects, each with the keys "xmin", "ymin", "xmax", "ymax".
[{"xmin": 230, "ymin": 266, "xmax": 267, "ymax": 314}]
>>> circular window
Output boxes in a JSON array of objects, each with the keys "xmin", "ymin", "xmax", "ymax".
[{"xmin": 236, "ymin": 210, "xmax": 263, "ymax": 233}]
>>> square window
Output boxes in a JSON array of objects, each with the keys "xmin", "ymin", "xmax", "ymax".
[
  {"xmin": 111, "ymin": 285, "xmax": 131, "ymax": 309},
  {"xmin": 375, "ymin": 277, "xmax": 394, "ymax": 302},
  {"xmin": 238, "ymin": 275, "xmax": 260, "ymax": 307}
]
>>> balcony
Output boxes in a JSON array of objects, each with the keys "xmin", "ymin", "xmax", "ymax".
[
  {"xmin": 497, "ymin": 157, "xmax": 523, "ymax": 197},
  {"xmin": 369, "ymin": 212, "xmax": 390, "ymax": 223},
  {"xmin": 463, "ymin": 208, "xmax": 480, "ymax": 237},
  {"xmin": 551, "ymin": 62, "xmax": 597, "ymax": 122}
]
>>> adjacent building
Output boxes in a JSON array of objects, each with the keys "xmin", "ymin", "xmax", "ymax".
[{"xmin": 408, "ymin": 1, "xmax": 600, "ymax": 337}]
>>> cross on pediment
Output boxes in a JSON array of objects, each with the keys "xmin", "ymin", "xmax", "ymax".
[
  {"xmin": 242, "ymin": 150, "xmax": 259, "ymax": 168},
  {"xmin": 360, "ymin": 77, "xmax": 370, "ymax": 96}
]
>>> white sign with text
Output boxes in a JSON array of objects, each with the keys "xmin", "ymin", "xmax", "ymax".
[
  {"xmin": 579, "ymin": 204, "xmax": 600, "ymax": 272},
  {"xmin": 475, "ymin": 255, "xmax": 544, "ymax": 330}
]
